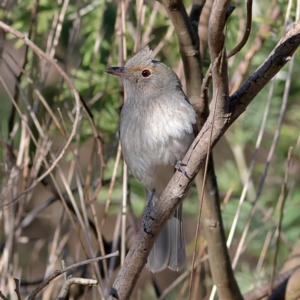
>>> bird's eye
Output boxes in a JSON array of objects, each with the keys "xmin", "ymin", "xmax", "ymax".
[{"xmin": 141, "ymin": 70, "xmax": 151, "ymax": 77}]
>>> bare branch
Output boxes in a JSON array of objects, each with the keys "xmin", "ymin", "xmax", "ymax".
[
  {"xmin": 27, "ymin": 252, "xmax": 119, "ymax": 300},
  {"xmin": 58, "ymin": 277, "xmax": 98, "ymax": 300},
  {"xmin": 199, "ymin": 0, "xmax": 213, "ymax": 57},
  {"xmin": 269, "ymin": 147, "xmax": 293, "ymax": 293},
  {"xmin": 227, "ymin": 0, "xmax": 253, "ymax": 58},
  {"xmin": 0, "ymin": 21, "xmax": 81, "ymax": 206},
  {"xmin": 229, "ymin": 5, "xmax": 281, "ymax": 93},
  {"xmin": 0, "ymin": 291, "xmax": 8, "ymax": 300},
  {"xmin": 201, "ymin": 3, "xmax": 243, "ymax": 297},
  {"xmin": 13, "ymin": 278, "xmax": 21, "ymax": 300}
]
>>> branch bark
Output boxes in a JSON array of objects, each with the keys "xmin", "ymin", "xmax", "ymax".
[
  {"xmin": 159, "ymin": 0, "xmax": 203, "ymax": 103},
  {"xmin": 200, "ymin": 1, "xmax": 243, "ymax": 299},
  {"xmin": 108, "ymin": 18, "xmax": 300, "ymax": 300}
]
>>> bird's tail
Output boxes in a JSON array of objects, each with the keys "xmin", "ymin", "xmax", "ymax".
[{"xmin": 147, "ymin": 202, "xmax": 186, "ymax": 273}]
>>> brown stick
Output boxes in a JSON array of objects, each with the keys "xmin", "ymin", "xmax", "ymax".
[{"xmin": 27, "ymin": 252, "xmax": 119, "ymax": 300}]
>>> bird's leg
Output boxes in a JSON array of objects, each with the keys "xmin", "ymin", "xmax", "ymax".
[
  {"xmin": 142, "ymin": 189, "xmax": 155, "ymax": 235},
  {"xmin": 175, "ymin": 160, "xmax": 190, "ymax": 179}
]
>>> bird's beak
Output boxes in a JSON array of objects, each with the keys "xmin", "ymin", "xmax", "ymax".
[{"xmin": 105, "ymin": 67, "xmax": 130, "ymax": 78}]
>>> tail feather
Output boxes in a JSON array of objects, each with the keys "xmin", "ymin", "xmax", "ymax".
[
  {"xmin": 168, "ymin": 203, "xmax": 186, "ymax": 271},
  {"xmin": 147, "ymin": 202, "xmax": 185, "ymax": 273}
]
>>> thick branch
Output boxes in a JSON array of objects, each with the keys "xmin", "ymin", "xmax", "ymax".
[
  {"xmin": 108, "ymin": 18, "xmax": 300, "ymax": 300},
  {"xmin": 199, "ymin": 0, "xmax": 213, "ymax": 57},
  {"xmin": 208, "ymin": 0, "xmax": 231, "ymax": 124},
  {"xmin": 203, "ymin": 1, "xmax": 243, "ymax": 299}
]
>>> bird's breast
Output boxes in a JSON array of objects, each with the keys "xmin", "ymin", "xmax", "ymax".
[{"xmin": 119, "ymin": 95, "xmax": 195, "ymax": 184}]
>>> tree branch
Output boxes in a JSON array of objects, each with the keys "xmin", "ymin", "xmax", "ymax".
[
  {"xmin": 27, "ymin": 252, "xmax": 119, "ymax": 300},
  {"xmin": 159, "ymin": 0, "xmax": 203, "ymax": 103},
  {"xmin": 200, "ymin": 1, "xmax": 243, "ymax": 299}
]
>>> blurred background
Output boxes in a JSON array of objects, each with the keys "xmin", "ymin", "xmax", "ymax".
[{"xmin": 0, "ymin": 0, "xmax": 299, "ymax": 299}]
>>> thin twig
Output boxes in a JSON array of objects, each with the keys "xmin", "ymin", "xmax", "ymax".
[
  {"xmin": 101, "ymin": 142, "xmax": 122, "ymax": 229},
  {"xmin": 232, "ymin": 52, "xmax": 296, "ymax": 269},
  {"xmin": 13, "ymin": 279, "xmax": 21, "ymax": 300},
  {"xmin": 0, "ymin": 21, "xmax": 81, "ymax": 206},
  {"xmin": 269, "ymin": 147, "xmax": 293, "ymax": 294},
  {"xmin": 227, "ymin": 0, "xmax": 252, "ymax": 58},
  {"xmin": 8, "ymin": 0, "xmax": 38, "ymax": 142},
  {"xmin": 27, "ymin": 252, "xmax": 119, "ymax": 300},
  {"xmin": 58, "ymin": 277, "xmax": 98, "ymax": 300},
  {"xmin": 226, "ymin": 77, "xmax": 275, "ymax": 250}
]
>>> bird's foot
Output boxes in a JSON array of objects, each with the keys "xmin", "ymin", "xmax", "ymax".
[
  {"xmin": 142, "ymin": 189, "xmax": 155, "ymax": 236},
  {"xmin": 175, "ymin": 160, "xmax": 190, "ymax": 179}
]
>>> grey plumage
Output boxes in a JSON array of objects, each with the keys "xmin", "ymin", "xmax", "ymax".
[{"xmin": 105, "ymin": 46, "xmax": 196, "ymax": 272}]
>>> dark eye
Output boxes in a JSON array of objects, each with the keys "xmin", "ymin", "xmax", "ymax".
[{"xmin": 141, "ymin": 70, "xmax": 151, "ymax": 77}]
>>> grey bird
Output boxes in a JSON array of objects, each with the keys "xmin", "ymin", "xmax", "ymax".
[{"xmin": 105, "ymin": 46, "xmax": 196, "ymax": 273}]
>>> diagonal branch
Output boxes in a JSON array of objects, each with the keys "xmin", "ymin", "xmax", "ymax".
[
  {"xmin": 27, "ymin": 252, "xmax": 119, "ymax": 300},
  {"xmin": 108, "ymin": 19, "xmax": 300, "ymax": 300}
]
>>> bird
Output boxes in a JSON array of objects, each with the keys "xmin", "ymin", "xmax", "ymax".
[{"xmin": 105, "ymin": 46, "xmax": 196, "ymax": 273}]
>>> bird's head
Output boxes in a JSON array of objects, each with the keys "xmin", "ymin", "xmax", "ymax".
[{"xmin": 105, "ymin": 46, "xmax": 181, "ymax": 97}]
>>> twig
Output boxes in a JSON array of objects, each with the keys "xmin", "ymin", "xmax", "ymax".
[
  {"xmin": 227, "ymin": 0, "xmax": 252, "ymax": 58},
  {"xmin": 199, "ymin": 0, "xmax": 251, "ymax": 108},
  {"xmin": 189, "ymin": 0, "xmax": 206, "ymax": 35},
  {"xmin": 27, "ymin": 252, "xmax": 119, "ymax": 300},
  {"xmin": 101, "ymin": 142, "xmax": 122, "ymax": 229},
  {"xmin": 199, "ymin": 0, "xmax": 213, "ymax": 57},
  {"xmin": 269, "ymin": 147, "xmax": 293, "ymax": 294},
  {"xmin": 205, "ymin": 1, "xmax": 243, "ymax": 299},
  {"xmin": 159, "ymin": 0, "xmax": 203, "ymax": 103},
  {"xmin": 13, "ymin": 278, "xmax": 21, "ymax": 300},
  {"xmin": 142, "ymin": 2, "xmax": 161, "ymax": 46},
  {"xmin": 229, "ymin": 4, "xmax": 280, "ymax": 93},
  {"xmin": 256, "ymin": 231, "xmax": 273, "ymax": 276},
  {"xmin": 160, "ymin": 254, "xmax": 208, "ymax": 300},
  {"xmin": 231, "ymin": 50, "xmax": 296, "ymax": 269},
  {"xmin": 119, "ymin": 0, "xmax": 128, "ymax": 270},
  {"xmin": 226, "ymin": 77, "xmax": 275, "ymax": 251},
  {"xmin": 8, "ymin": 0, "xmax": 38, "ymax": 143},
  {"xmin": 58, "ymin": 277, "xmax": 98, "ymax": 299},
  {"xmin": 0, "ymin": 21, "xmax": 81, "ymax": 206}
]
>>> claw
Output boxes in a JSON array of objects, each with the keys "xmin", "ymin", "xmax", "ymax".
[
  {"xmin": 175, "ymin": 160, "xmax": 190, "ymax": 179},
  {"xmin": 142, "ymin": 189, "xmax": 155, "ymax": 235}
]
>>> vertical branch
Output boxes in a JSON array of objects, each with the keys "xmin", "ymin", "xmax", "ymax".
[
  {"xmin": 159, "ymin": 0, "xmax": 203, "ymax": 103},
  {"xmin": 119, "ymin": 0, "xmax": 128, "ymax": 268},
  {"xmin": 8, "ymin": 0, "xmax": 39, "ymax": 144},
  {"xmin": 203, "ymin": 1, "xmax": 243, "ymax": 299}
]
